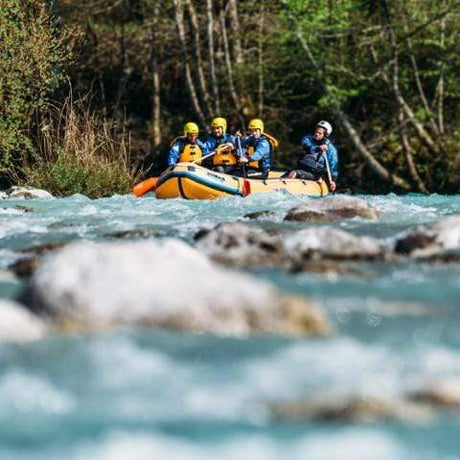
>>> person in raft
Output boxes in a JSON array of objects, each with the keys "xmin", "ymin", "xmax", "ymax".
[
  {"xmin": 236, "ymin": 118, "xmax": 279, "ymax": 180},
  {"xmin": 284, "ymin": 120, "xmax": 338, "ymax": 191},
  {"xmin": 166, "ymin": 122, "xmax": 206, "ymax": 167},
  {"xmin": 202, "ymin": 117, "xmax": 237, "ymax": 173}
]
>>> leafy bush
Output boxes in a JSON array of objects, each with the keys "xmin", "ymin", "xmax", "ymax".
[{"xmin": 0, "ymin": 0, "xmax": 66, "ymax": 175}]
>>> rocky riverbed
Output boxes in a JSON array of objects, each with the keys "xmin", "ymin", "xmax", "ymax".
[{"xmin": 0, "ymin": 188, "xmax": 459, "ymax": 459}]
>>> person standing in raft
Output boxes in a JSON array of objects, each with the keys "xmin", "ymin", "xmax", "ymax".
[
  {"xmin": 236, "ymin": 118, "xmax": 279, "ymax": 180},
  {"xmin": 202, "ymin": 117, "xmax": 237, "ymax": 173},
  {"xmin": 167, "ymin": 122, "xmax": 206, "ymax": 167},
  {"xmin": 284, "ymin": 120, "xmax": 338, "ymax": 191}
]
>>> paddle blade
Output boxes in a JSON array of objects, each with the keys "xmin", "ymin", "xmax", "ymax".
[{"xmin": 132, "ymin": 177, "xmax": 158, "ymax": 197}]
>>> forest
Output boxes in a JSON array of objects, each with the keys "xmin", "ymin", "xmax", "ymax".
[{"xmin": 1, "ymin": 0, "xmax": 459, "ymax": 196}]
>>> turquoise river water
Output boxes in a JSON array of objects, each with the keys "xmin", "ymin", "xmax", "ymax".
[{"xmin": 0, "ymin": 192, "xmax": 459, "ymax": 459}]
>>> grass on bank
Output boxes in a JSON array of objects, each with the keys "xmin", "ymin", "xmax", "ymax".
[{"xmin": 22, "ymin": 97, "xmax": 133, "ymax": 198}]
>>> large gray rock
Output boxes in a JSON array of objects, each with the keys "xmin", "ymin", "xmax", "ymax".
[
  {"xmin": 0, "ymin": 300, "xmax": 47, "ymax": 342},
  {"xmin": 284, "ymin": 227, "xmax": 387, "ymax": 261},
  {"xmin": 196, "ymin": 223, "xmax": 388, "ymax": 267},
  {"xmin": 3, "ymin": 186, "xmax": 53, "ymax": 200},
  {"xmin": 26, "ymin": 239, "xmax": 330, "ymax": 337},
  {"xmin": 195, "ymin": 223, "xmax": 287, "ymax": 267},
  {"xmin": 395, "ymin": 216, "xmax": 460, "ymax": 259},
  {"xmin": 285, "ymin": 195, "xmax": 378, "ymax": 222}
]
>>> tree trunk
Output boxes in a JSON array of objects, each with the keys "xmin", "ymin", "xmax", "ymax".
[
  {"xmin": 150, "ymin": 0, "xmax": 161, "ymax": 151},
  {"xmin": 172, "ymin": 0, "xmax": 207, "ymax": 126},
  {"xmin": 228, "ymin": 0, "xmax": 243, "ymax": 64},
  {"xmin": 184, "ymin": 0, "xmax": 213, "ymax": 119},
  {"xmin": 436, "ymin": 8, "xmax": 446, "ymax": 134},
  {"xmin": 220, "ymin": 6, "xmax": 245, "ymax": 126},
  {"xmin": 206, "ymin": 0, "xmax": 221, "ymax": 114},
  {"xmin": 398, "ymin": 110, "xmax": 428, "ymax": 193},
  {"xmin": 257, "ymin": 5, "xmax": 265, "ymax": 116}
]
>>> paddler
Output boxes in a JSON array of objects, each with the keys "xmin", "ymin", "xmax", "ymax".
[
  {"xmin": 236, "ymin": 118, "xmax": 278, "ymax": 180},
  {"xmin": 284, "ymin": 120, "xmax": 338, "ymax": 191},
  {"xmin": 167, "ymin": 122, "xmax": 206, "ymax": 167},
  {"xmin": 202, "ymin": 117, "xmax": 238, "ymax": 173}
]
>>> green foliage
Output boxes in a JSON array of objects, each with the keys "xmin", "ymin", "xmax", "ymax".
[
  {"xmin": 23, "ymin": 150, "xmax": 131, "ymax": 198},
  {"xmin": 0, "ymin": 0, "xmax": 66, "ymax": 174}
]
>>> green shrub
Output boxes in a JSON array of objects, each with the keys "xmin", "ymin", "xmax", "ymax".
[{"xmin": 0, "ymin": 0, "xmax": 66, "ymax": 176}]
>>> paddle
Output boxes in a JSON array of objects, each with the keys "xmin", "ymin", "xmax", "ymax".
[
  {"xmin": 132, "ymin": 177, "xmax": 158, "ymax": 197},
  {"xmin": 236, "ymin": 135, "xmax": 246, "ymax": 178},
  {"xmin": 322, "ymin": 151, "xmax": 335, "ymax": 192},
  {"xmin": 191, "ymin": 147, "xmax": 219, "ymax": 164}
]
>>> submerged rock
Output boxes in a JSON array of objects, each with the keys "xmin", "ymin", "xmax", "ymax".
[
  {"xmin": 269, "ymin": 394, "xmax": 434, "ymax": 423},
  {"xmin": 395, "ymin": 215, "xmax": 460, "ymax": 259},
  {"xmin": 3, "ymin": 186, "xmax": 53, "ymax": 200},
  {"xmin": 243, "ymin": 210, "xmax": 278, "ymax": 221},
  {"xmin": 195, "ymin": 223, "xmax": 287, "ymax": 267},
  {"xmin": 290, "ymin": 260, "xmax": 373, "ymax": 279},
  {"xmin": 24, "ymin": 239, "xmax": 330, "ymax": 337},
  {"xmin": 9, "ymin": 242, "xmax": 69, "ymax": 278},
  {"xmin": 104, "ymin": 228, "xmax": 163, "ymax": 239},
  {"xmin": 9, "ymin": 258, "xmax": 39, "ymax": 278},
  {"xmin": 409, "ymin": 378, "xmax": 460, "ymax": 408},
  {"xmin": 285, "ymin": 195, "xmax": 378, "ymax": 222},
  {"xmin": 284, "ymin": 227, "xmax": 388, "ymax": 261},
  {"xmin": 0, "ymin": 300, "xmax": 47, "ymax": 342}
]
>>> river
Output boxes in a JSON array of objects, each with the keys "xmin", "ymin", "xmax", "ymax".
[{"xmin": 0, "ymin": 192, "xmax": 459, "ymax": 459}]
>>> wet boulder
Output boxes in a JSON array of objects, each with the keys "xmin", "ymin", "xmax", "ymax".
[
  {"xmin": 3, "ymin": 186, "xmax": 53, "ymax": 199},
  {"xmin": 243, "ymin": 210, "xmax": 278, "ymax": 221},
  {"xmin": 395, "ymin": 216, "xmax": 460, "ymax": 259},
  {"xmin": 284, "ymin": 227, "xmax": 388, "ymax": 261},
  {"xmin": 269, "ymin": 394, "xmax": 434, "ymax": 423},
  {"xmin": 194, "ymin": 223, "xmax": 287, "ymax": 267},
  {"xmin": 25, "ymin": 239, "xmax": 330, "ymax": 337},
  {"xmin": 409, "ymin": 378, "xmax": 460, "ymax": 408},
  {"xmin": 0, "ymin": 300, "xmax": 47, "ymax": 342},
  {"xmin": 285, "ymin": 195, "xmax": 378, "ymax": 222}
]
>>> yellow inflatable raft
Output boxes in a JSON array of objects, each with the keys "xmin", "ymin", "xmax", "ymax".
[{"xmin": 134, "ymin": 163, "xmax": 329, "ymax": 199}]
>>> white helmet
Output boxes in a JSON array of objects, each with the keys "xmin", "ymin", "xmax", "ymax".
[{"xmin": 316, "ymin": 120, "xmax": 333, "ymax": 137}]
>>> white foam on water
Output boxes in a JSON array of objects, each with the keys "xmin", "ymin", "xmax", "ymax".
[
  {"xmin": 87, "ymin": 336, "xmax": 174, "ymax": 389},
  {"xmin": 295, "ymin": 429, "xmax": 407, "ymax": 460},
  {"xmin": 0, "ymin": 369, "xmax": 76, "ymax": 416},
  {"xmin": 71, "ymin": 428, "xmax": 406, "ymax": 460}
]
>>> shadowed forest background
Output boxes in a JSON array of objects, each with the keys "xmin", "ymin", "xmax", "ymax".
[{"xmin": 1, "ymin": 0, "xmax": 459, "ymax": 197}]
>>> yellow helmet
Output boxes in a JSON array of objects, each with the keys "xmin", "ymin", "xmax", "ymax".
[
  {"xmin": 248, "ymin": 118, "xmax": 264, "ymax": 133},
  {"xmin": 211, "ymin": 117, "xmax": 227, "ymax": 133},
  {"xmin": 184, "ymin": 122, "xmax": 199, "ymax": 136}
]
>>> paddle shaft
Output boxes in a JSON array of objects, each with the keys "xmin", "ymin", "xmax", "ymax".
[
  {"xmin": 322, "ymin": 151, "xmax": 334, "ymax": 189},
  {"xmin": 191, "ymin": 149, "xmax": 218, "ymax": 164},
  {"xmin": 236, "ymin": 136, "xmax": 247, "ymax": 178}
]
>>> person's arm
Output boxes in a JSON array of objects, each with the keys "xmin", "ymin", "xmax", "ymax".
[
  {"xmin": 300, "ymin": 135, "xmax": 314, "ymax": 151},
  {"xmin": 327, "ymin": 143, "xmax": 339, "ymax": 181},
  {"xmin": 249, "ymin": 137, "xmax": 270, "ymax": 161},
  {"xmin": 197, "ymin": 138, "xmax": 209, "ymax": 152},
  {"xmin": 167, "ymin": 141, "xmax": 181, "ymax": 166},
  {"xmin": 226, "ymin": 134, "xmax": 237, "ymax": 150}
]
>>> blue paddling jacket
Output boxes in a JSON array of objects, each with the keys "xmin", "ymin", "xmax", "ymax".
[
  {"xmin": 167, "ymin": 138, "xmax": 206, "ymax": 167},
  {"xmin": 202, "ymin": 133, "xmax": 236, "ymax": 154},
  {"xmin": 300, "ymin": 134, "xmax": 338, "ymax": 181},
  {"xmin": 241, "ymin": 134, "xmax": 272, "ymax": 171}
]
